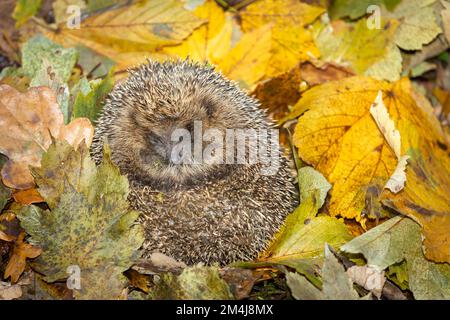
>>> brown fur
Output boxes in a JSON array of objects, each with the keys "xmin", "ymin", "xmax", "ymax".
[{"xmin": 91, "ymin": 60, "xmax": 298, "ymax": 264}]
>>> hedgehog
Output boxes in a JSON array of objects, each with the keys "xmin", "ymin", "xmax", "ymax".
[{"xmin": 91, "ymin": 60, "xmax": 298, "ymax": 265}]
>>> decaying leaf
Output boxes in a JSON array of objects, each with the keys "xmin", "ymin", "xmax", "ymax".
[
  {"xmin": 0, "ymin": 155, "xmax": 11, "ymax": 210},
  {"xmin": 390, "ymin": 0, "xmax": 441, "ymax": 51},
  {"xmin": 4, "ymin": 231, "xmax": 42, "ymax": 283},
  {"xmin": 342, "ymin": 216, "xmax": 450, "ymax": 299},
  {"xmin": 346, "ymin": 265, "xmax": 385, "ymax": 299},
  {"xmin": 22, "ymin": 35, "xmax": 77, "ymax": 84},
  {"xmin": 287, "ymin": 245, "xmax": 370, "ymax": 300},
  {"xmin": 330, "ymin": 0, "xmax": 441, "ymax": 51},
  {"xmin": 0, "ymin": 207, "xmax": 21, "ymax": 242},
  {"xmin": 16, "ymin": 140, "xmax": 144, "ymax": 299},
  {"xmin": 12, "ymin": 188, "xmax": 44, "ymax": 205},
  {"xmin": 0, "ymin": 85, "xmax": 94, "ymax": 189},
  {"xmin": 218, "ymin": 24, "xmax": 272, "ymax": 89},
  {"xmin": 71, "ymin": 69, "xmax": 114, "ymax": 122},
  {"xmin": 370, "ymin": 90, "xmax": 409, "ymax": 193},
  {"xmin": 0, "ymin": 281, "xmax": 22, "ymax": 300},
  {"xmin": 150, "ymin": 264, "xmax": 233, "ymax": 300}
]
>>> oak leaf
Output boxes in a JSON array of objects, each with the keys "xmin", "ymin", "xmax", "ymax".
[
  {"xmin": 4, "ymin": 231, "xmax": 42, "ymax": 283},
  {"xmin": 0, "ymin": 85, "xmax": 94, "ymax": 189}
]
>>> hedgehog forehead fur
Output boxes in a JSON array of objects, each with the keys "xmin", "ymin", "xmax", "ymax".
[{"xmin": 95, "ymin": 60, "xmax": 272, "ymax": 190}]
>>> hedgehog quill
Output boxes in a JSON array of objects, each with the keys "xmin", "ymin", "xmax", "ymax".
[{"xmin": 91, "ymin": 60, "xmax": 298, "ymax": 265}]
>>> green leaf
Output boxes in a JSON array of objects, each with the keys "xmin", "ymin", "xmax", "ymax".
[
  {"xmin": 298, "ymin": 166, "xmax": 331, "ymax": 205},
  {"xmin": 391, "ymin": 0, "xmax": 441, "ymax": 50},
  {"xmin": 17, "ymin": 140, "xmax": 144, "ymax": 299},
  {"xmin": 342, "ymin": 216, "xmax": 450, "ymax": 299},
  {"xmin": 386, "ymin": 261, "xmax": 409, "ymax": 290},
  {"xmin": 22, "ymin": 35, "xmax": 78, "ymax": 83},
  {"xmin": 240, "ymin": 167, "xmax": 352, "ymax": 285},
  {"xmin": 30, "ymin": 60, "xmax": 71, "ymax": 123},
  {"xmin": 330, "ymin": 0, "xmax": 401, "ymax": 19},
  {"xmin": 150, "ymin": 264, "xmax": 234, "ymax": 300},
  {"xmin": 12, "ymin": 0, "xmax": 42, "ymax": 27},
  {"xmin": 314, "ymin": 18, "xmax": 402, "ymax": 81},
  {"xmin": 71, "ymin": 69, "xmax": 114, "ymax": 122},
  {"xmin": 286, "ymin": 245, "xmax": 370, "ymax": 300},
  {"xmin": 76, "ymin": 45, "xmax": 115, "ymax": 78}
]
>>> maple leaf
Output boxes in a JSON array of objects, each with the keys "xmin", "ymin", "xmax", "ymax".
[
  {"xmin": 16, "ymin": 140, "xmax": 144, "ymax": 299},
  {"xmin": 0, "ymin": 85, "xmax": 94, "ymax": 189}
]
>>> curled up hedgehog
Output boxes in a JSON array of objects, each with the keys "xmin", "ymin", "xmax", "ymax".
[{"xmin": 91, "ymin": 60, "xmax": 298, "ymax": 265}]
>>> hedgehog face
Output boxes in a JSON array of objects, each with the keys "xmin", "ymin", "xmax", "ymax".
[
  {"xmin": 130, "ymin": 99, "xmax": 238, "ymax": 188},
  {"xmin": 100, "ymin": 61, "xmax": 268, "ymax": 190}
]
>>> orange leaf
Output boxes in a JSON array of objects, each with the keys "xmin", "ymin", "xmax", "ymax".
[
  {"xmin": 13, "ymin": 188, "xmax": 44, "ymax": 205},
  {"xmin": 5, "ymin": 231, "xmax": 42, "ymax": 283}
]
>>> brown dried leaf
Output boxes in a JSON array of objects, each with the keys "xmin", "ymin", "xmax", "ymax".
[
  {"xmin": 0, "ymin": 85, "xmax": 94, "ymax": 189},
  {"xmin": 4, "ymin": 231, "xmax": 42, "ymax": 283},
  {"xmin": 13, "ymin": 188, "xmax": 44, "ymax": 205}
]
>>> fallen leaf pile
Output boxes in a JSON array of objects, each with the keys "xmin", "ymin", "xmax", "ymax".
[{"xmin": 0, "ymin": 0, "xmax": 449, "ymax": 300}]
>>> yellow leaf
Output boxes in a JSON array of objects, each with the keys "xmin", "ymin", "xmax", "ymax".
[
  {"xmin": 292, "ymin": 76, "xmax": 450, "ymax": 263},
  {"xmin": 164, "ymin": 0, "xmax": 233, "ymax": 63},
  {"xmin": 266, "ymin": 26, "xmax": 320, "ymax": 78},
  {"xmin": 314, "ymin": 19, "xmax": 402, "ymax": 81},
  {"xmin": 240, "ymin": 0, "xmax": 324, "ymax": 30},
  {"xmin": 41, "ymin": 0, "xmax": 206, "ymax": 71},
  {"xmin": 217, "ymin": 25, "xmax": 272, "ymax": 89},
  {"xmin": 240, "ymin": 0, "xmax": 325, "ymax": 78}
]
